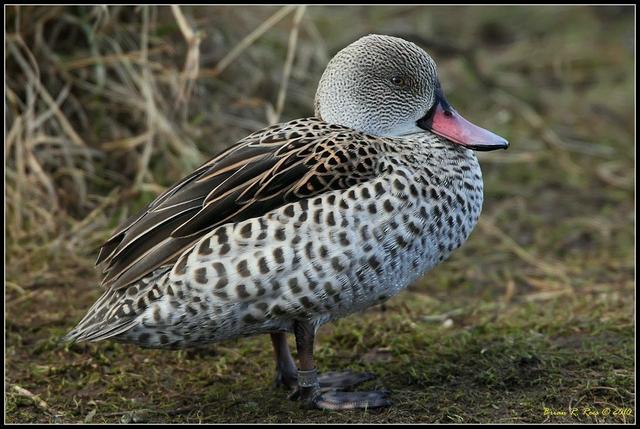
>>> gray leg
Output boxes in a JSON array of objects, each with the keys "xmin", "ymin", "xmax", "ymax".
[
  {"xmin": 292, "ymin": 321, "xmax": 392, "ymax": 410},
  {"xmin": 271, "ymin": 331, "xmax": 376, "ymax": 392},
  {"xmin": 271, "ymin": 332, "xmax": 298, "ymax": 389}
]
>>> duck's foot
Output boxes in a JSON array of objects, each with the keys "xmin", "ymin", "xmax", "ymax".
[
  {"xmin": 289, "ymin": 321, "xmax": 392, "ymax": 410},
  {"xmin": 294, "ymin": 386, "xmax": 391, "ymax": 410},
  {"xmin": 280, "ymin": 369, "xmax": 376, "ymax": 393},
  {"xmin": 289, "ymin": 369, "xmax": 390, "ymax": 409},
  {"xmin": 311, "ymin": 390, "xmax": 392, "ymax": 410},
  {"xmin": 318, "ymin": 370, "xmax": 377, "ymax": 391}
]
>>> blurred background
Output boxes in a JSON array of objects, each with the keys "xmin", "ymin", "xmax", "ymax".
[{"xmin": 5, "ymin": 5, "xmax": 635, "ymax": 423}]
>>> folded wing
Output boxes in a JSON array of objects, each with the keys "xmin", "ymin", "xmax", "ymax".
[{"xmin": 97, "ymin": 118, "xmax": 381, "ymax": 290}]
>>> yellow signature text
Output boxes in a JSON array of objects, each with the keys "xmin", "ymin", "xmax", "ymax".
[{"xmin": 543, "ymin": 407, "xmax": 633, "ymax": 418}]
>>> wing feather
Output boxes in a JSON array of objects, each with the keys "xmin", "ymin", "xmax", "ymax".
[{"xmin": 98, "ymin": 118, "xmax": 382, "ymax": 290}]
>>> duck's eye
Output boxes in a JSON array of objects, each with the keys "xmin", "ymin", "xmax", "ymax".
[{"xmin": 391, "ymin": 76, "xmax": 406, "ymax": 87}]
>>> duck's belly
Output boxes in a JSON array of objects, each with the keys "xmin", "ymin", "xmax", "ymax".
[{"xmin": 118, "ymin": 171, "xmax": 482, "ymax": 348}]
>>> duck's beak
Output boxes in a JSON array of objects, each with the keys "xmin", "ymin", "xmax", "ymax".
[{"xmin": 417, "ymin": 84, "xmax": 509, "ymax": 151}]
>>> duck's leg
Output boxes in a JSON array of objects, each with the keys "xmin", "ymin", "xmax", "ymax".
[
  {"xmin": 270, "ymin": 332, "xmax": 377, "ymax": 392},
  {"xmin": 271, "ymin": 332, "xmax": 298, "ymax": 389},
  {"xmin": 292, "ymin": 321, "xmax": 392, "ymax": 410}
]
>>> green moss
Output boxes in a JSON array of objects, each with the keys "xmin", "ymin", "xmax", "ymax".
[{"xmin": 6, "ymin": 282, "xmax": 634, "ymax": 423}]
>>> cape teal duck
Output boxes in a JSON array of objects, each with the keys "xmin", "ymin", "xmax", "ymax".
[{"xmin": 65, "ymin": 34, "xmax": 508, "ymax": 410}]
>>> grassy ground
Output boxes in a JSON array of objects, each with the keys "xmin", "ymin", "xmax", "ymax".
[{"xmin": 5, "ymin": 5, "xmax": 635, "ymax": 423}]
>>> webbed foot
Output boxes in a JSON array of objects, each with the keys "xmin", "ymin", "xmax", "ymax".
[
  {"xmin": 289, "ymin": 368, "xmax": 391, "ymax": 409},
  {"xmin": 281, "ymin": 369, "xmax": 376, "ymax": 393},
  {"xmin": 318, "ymin": 370, "xmax": 377, "ymax": 391},
  {"xmin": 311, "ymin": 390, "xmax": 392, "ymax": 410},
  {"xmin": 293, "ymin": 385, "xmax": 391, "ymax": 410}
]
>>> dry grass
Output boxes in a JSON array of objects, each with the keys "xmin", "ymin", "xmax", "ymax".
[{"xmin": 5, "ymin": 5, "xmax": 635, "ymax": 423}]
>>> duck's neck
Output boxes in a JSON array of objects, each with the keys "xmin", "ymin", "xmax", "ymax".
[{"xmin": 379, "ymin": 133, "xmax": 481, "ymax": 185}]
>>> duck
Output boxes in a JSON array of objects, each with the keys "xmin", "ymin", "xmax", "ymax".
[{"xmin": 64, "ymin": 34, "xmax": 508, "ymax": 410}]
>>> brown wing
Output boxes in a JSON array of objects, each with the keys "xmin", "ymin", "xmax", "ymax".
[{"xmin": 97, "ymin": 117, "xmax": 382, "ymax": 290}]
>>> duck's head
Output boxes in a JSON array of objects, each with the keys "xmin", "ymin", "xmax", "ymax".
[{"xmin": 314, "ymin": 34, "xmax": 508, "ymax": 151}]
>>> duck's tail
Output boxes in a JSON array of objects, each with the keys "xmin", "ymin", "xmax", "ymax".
[{"xmin": 62, "ymin": 267, "xmax": 171, "ymax": 344}]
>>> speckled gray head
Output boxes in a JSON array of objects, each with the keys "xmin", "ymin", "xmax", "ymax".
[
  {"xmin": 315, "ymin": 34, "xmax": 438, "ymax": 137},
  {"xmin": 315, "ymin": 34, "xmax": 509, "ymax": 150}
]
